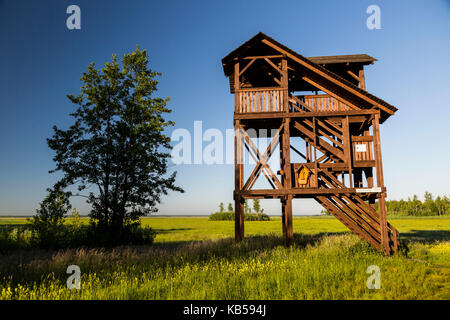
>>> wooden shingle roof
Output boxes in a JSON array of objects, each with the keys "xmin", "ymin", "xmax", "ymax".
[{"xmin": 307, "ymin": 54, "xmax": 377, "ymax": 65}]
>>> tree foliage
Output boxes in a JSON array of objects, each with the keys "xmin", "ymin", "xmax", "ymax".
[
  {"xmin": 385, "ymin": 192, "xmax": 449, "ymax": 216},
  {"xmin": 47, "ymin": 47, "xmax": 183, "ymax": 236},
  {"xmin": 30, "ymin": 191, "xmax": 71, "ymax": 247},
  {"xmin": 252, "ymin": 199, "xmax": 263, "ymax": 214}
]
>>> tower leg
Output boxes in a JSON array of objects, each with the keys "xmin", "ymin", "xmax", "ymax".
[
  {"xmin": 235, "ymin": 195, "xmax": 244, "ymax": 242},
  {"xmin": 378, "ymin": 194, "xmax": 390, "ymax": 254},
  {"xmin": 282, "ymin": 196, "xmax": 294, "ymax": 246},
  {"xmin": 234, "ymin": 120, "xmax": 244, "ymax": 242},
  {"xmin": 281, "ymin": 198, "xmax": 287, "ymax": 237}
]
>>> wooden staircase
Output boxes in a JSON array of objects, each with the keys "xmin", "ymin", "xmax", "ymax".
[{"xmin": 316, "ymin": 169, "xmax": 399, "ymax": 254}]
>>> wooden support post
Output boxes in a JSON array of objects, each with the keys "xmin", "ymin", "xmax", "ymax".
[
  {"xmin": 281, "ymin": 117, "xmax": 294, "ymax": 246},
  {"xmin": 363, "ymin": 129, "xmax": 375, "ymax": 207},
  {"xmin": 281, "ymin": 198, "xmax": 287, "ymax": 237},
  {"xmin": 312, "ymin": 117, "xmax": 318, "ymax": 187},
  {"xmin": 281, "ymin": 57, "xmax": 288, "ymax": 112},
  {"xmin": 354, "ymin": 169, "xmax": 363, "ymax": 188},
  {"xmin": 373, "ymin": 113, "xmax": 390, "ymax": 254},
  {"xmin": 359, "ymin": 68, "xmax": 366, "ymax": 90},
  {"xmin": 342, "ymin": 116, "xmax": 353, "ymax": 188},
  {"xmin": 234, "ymin": 121, "xmax": 244, "ymax": 242},
  {"xmin": 234, "ymin": 61, "xmax": 244, "ymax": 242},
  {"xmin": 284, "ymin": 195, "xmax": 293, "ymax": 246},
  {"xmin": 280, "ymin": 121, "xmax": 287, "ymax": 237},
  {"xmin": 234, "ymin": 61, "xmax": 240, "ymax": 113}
]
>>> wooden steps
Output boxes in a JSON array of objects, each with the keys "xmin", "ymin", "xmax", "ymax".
[{"xmin": 315, "ymin": 170, "xmax": 399, "ymax": 254}]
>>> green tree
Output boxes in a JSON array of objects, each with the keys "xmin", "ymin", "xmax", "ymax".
[
  {"xmin": 435, "ymin": 196, "xmax": 449, "ymax": 216},
  {"xmin": 244, "ymin": 201, "xmax": 251, "ymax": 213},
  {"xmin": 253, "ymin": 199, "xmax": 262, "ymax": 214},
  {"xmin": 31, "ymin": 191, "xmax": 72, "ymax": 247},
  {"xmin": 423, "ymin": 191, "xmax": 436, "ymax": 215},
  {"xmin": 227, "ymin": 203, "xmax": 233, "ymax": 212},
  {"xmin": 219, "ymin": 202, "xmax": 224, "ymax": 213},
  {"xmin": 33, "ymin": 191, "xmax": 71, "ymax": 227},
  {"xmin": 407, "ymin": 195, "xmax": 423, "ymax": 216},
  {"xmin": 47, "ymin": 47, "xmax": 183, "ymax": 239}
]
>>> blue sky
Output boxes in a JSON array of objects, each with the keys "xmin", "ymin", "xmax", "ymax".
[{"xmin": 0, "ymin": 0, "xmax": 449, "ymax": 216}]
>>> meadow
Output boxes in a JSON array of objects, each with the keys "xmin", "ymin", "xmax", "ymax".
[{"xmin": 0, "ymin": 216, "xmax": 449, "ymax": 300}]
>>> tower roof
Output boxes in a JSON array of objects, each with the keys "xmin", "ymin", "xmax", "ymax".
[{"xmin": 222, "ymin": 32, "xmax": 397, "ymax": 121}]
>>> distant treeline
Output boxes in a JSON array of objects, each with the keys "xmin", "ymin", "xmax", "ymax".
[
  {"xmin": 321, "ymin": 192, "xmax": 450, "ymax": 217},
  {"xmin": 209, "ymin": 211, "xmax": 270, "ymax": 221},
  {"xmin": 385, "ymin": 192, "xmax": 449, "ymax": 216},
  {"xmin": 210, "ymin": 199, "xmax": 270, "ymax": 221}
]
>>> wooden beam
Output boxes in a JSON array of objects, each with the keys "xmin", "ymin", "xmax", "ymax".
[
  {"xmin": 290, "ymin": 95, "xmax": 314, "ymax": 112},
  {"xmin": 234, "ymin": 62, "xmax": 240, "ymax": 113},
  {"xmin": 347, "ymin": 70, "xmax": 360, "ymax": 82},
  {"xmin": 241, "ymin": 187, "xmax": 383, "ymax": 197},
  {"xmin": 242, "ymin": 124, "xmax": 283, "ymax": 190},
  {"xmin": 243, "ymin": 55, "xmax": 283, "ymax": 60},
  {"xmin": 239, "ymin": 123, "xmax": 283, "ymax": 189},
  {"xmin": 292, "ymin": 120, "xmax": 345, "ymax": 161},
  {"xmin": 359, "ymin": 68, "xmax": 366, "ymax": 90},
  {"xmin": 234, "ymin": 109, "xmax": 377, "ymax": 120},
  {"xmin": 281, "ymin": 58, "xmax": 288, "ymax": 112},
  {"xmin": 244, "ymin": 143, "xmax": 276, "ymax": 189},
  {"xmin": 239, "ymin": 58, "xmax": 256, "ymax": 77},
  {"xmin": 290, "ymin": 145, "xmax": 307, "ymax": 160},
  {"xmin": 264, "ymin": 57, "xmax": 282, "ymax": 74},
  {"xmin": 343, "ymin": 116, "xmax": 353, "ymax": 188}
]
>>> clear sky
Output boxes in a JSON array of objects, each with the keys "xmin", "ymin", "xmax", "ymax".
[{"xmin": 1, "ymin": 0, "xmax": 449, "ymax": 216}]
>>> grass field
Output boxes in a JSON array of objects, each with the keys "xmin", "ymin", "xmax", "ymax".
[{"xmin": 0, "ymin": 216, "xmax": 449, "ymax": 300}]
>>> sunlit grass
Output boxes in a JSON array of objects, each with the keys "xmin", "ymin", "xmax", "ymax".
[{"xmin": 0, "ymin": 216, "xmax": 449, "ymax": 300}]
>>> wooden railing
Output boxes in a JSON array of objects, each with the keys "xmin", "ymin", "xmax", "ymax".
[
  {"xmin": 292, "ymin": 94, "xmax": 350, "ymax": 112},
  {"xmin": 237, "ymin": 88, "xmax": 285, "ymax": 113},
  {"xmin": 237, "ymin": 91, "xmax": 351, "ymax": 114}
]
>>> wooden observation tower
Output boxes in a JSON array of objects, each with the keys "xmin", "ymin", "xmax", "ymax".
[{"xmin": 222, "ymin": 33, "xmax": 399, "ymax": 255}]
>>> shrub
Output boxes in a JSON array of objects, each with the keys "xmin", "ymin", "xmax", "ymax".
[
  {"xmin": 81, "ymin": 222, "xmax": 156, "ymax": 247},
  {"xmin": 0, "ymin": 223, "xmax": 156, "ymax": 251},
  {"xmin": 245, "ymin": 213, "xmax": 270, "ymax": 221},
  {"xmin": 209, "ymin": 211, "xmax": 235, "ymax": 221},
  {"xmin": 21, "ymin": 192, "xmax": 156, "ymax": 249},
  {"xmin": 30, "ymin": 191, "xmax": 71, "ymax": 248},
  {"xmin": 0, "ymin": 226, "xmax": 36, "ymax": 251},
  {"xmin": 209, "ymin": 212, "xmax": 270, "ymax": 221}
]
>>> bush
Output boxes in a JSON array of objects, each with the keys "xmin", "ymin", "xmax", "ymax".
[
  {"xmin": 209, "ymin": 212, "xmax": 235, "ymax": 221},
  {"xmin": 30, "ymin": 191, "xmax": 71, "ymax": 248},
  {"xmin": 0, "ymin": 226, "xmax": 36, "ymax": 251},
  {"xmin": 0, "ymin": 222, "xmax": 156, "ymax": 251},
  {"xmin": 81, "ymin": 222, "xmax": 156, "ymax": 247},
  {"xmin": 209, "ymin": 212, "xmax": 270, "ymax": 221},
  {"xmin": 16, "ymin": 192, "xmax": 157, "ymax": 250},
  {"xmin": 245, "ymin": 213, "xmax": 271, "ymax": 221}
]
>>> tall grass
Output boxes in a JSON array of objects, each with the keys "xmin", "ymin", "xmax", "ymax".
[{"xmin": 0, "ymin": 233, "xmax": 448, "ymax": 300}]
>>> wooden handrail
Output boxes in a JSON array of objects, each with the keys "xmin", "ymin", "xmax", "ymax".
[{"xmin": 239, "ymin": 87, "xmax": 286, "ymax": 92}]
